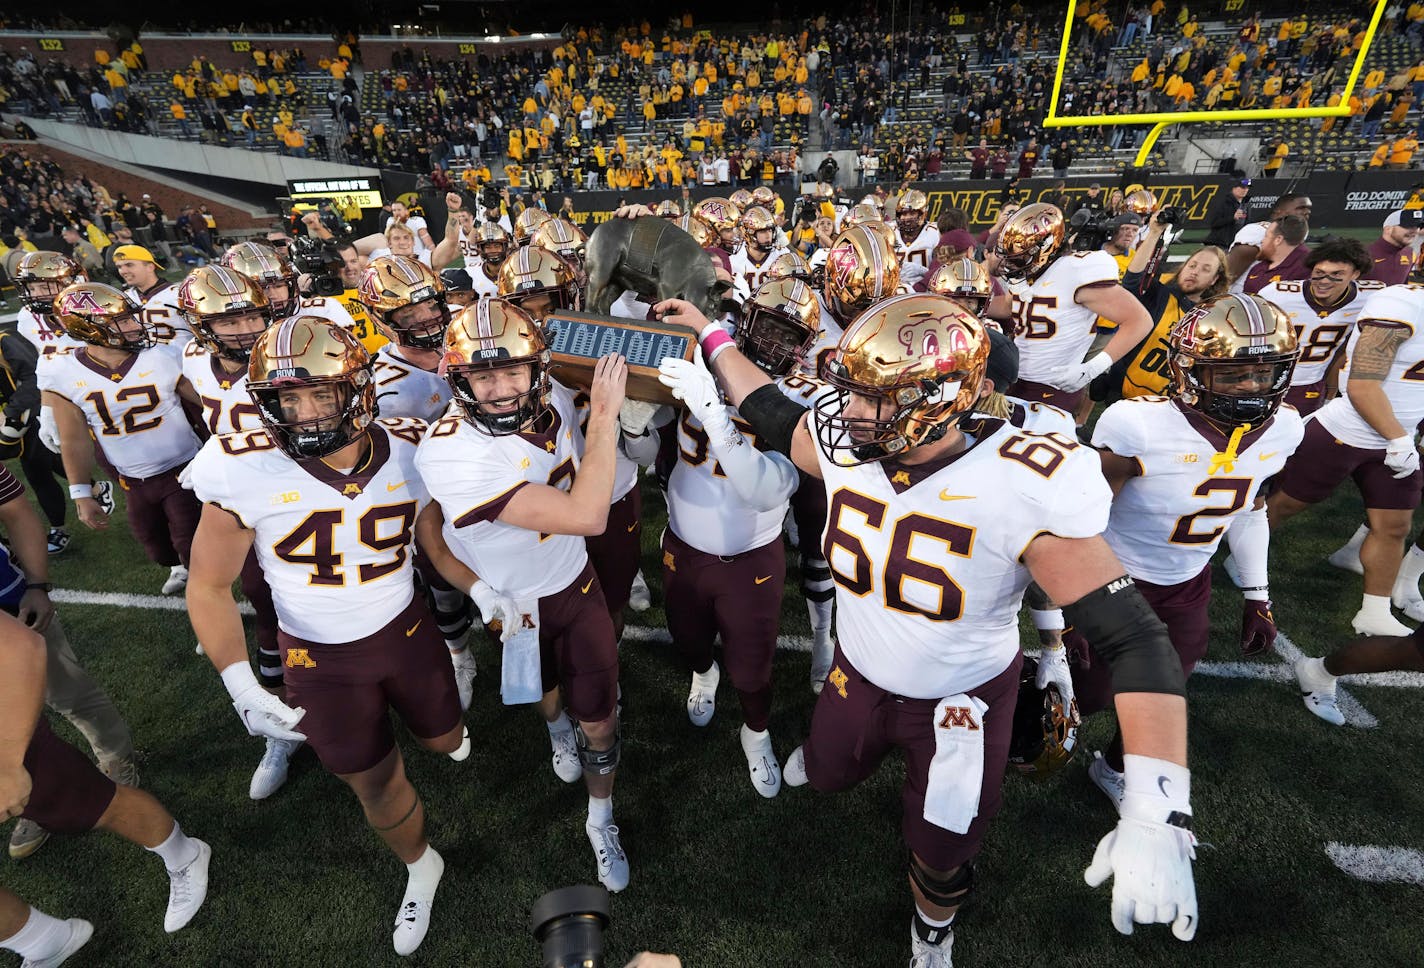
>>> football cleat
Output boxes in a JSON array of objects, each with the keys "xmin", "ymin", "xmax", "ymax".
[
  {"xmin": 909, "ymin": 919, "xmax": 956, "ymax": 968},
  {"xmin": 46, "ymin": 528, "xmax": 70, "ymax": 555},
  {"xmin": 162, "ymin": 565, "xmax": 189, "ymax": 596},
  {"xmin": 1326, "ymin": 527, "xmax": 1367, "ymax": 575},
  {"xmin": 783, "ymin": 745, "xmax": 809, "ymax": 787},
  {"xmin": 1087, "ymin": 751, "xmax": 1126, "ymax": 814},
  {"xmin": 550, "ymin": 725, "xmax": 583, "ymax": 783},
  {"xmin": 392, "ymin": 846, "xmax": 444, "ymax": 956},
  {"xmin": 449, "ymin": 725, "xmax": 471, "ymax": 762},
  {"xmin": 586, "ymin": 822, "xmax": 630, "ymax": 893},
  {"xmin": 1350, "ymin": 606, "xmax": 1412, "ymax": 638},
  {"xmin": 627, "ymin": 570, "xmax": 652, "ymax": 612},
  {"xmin": 249, "ymin": 737, "xmax": 301, "ymax": 800},
  {"xmin": 686, "ymin": 662, "xmax": 720, "ymax": 727},
  {"xmin": 450, "ymin": 648, "xmax": 478, "ymax": 711},
  {"xmin": 1391, "ymin": 579, "xmax": 1424, "ymax": 623},
  {"xmin": 741, "ymin": 725, "xmax": 782, "ymax": 799},
  {"xmin": 164, "ymin": 838, "xmax": 211, "ymax": 933},
  {"xmin": 8, "ymin": 818, "xmax": 49, "ymax": 859},
  {"xmin": 1295, "ymin": 657, "xmax": 1346, "ymax": 726},
  {"xmin": 18, "ymin": 917, "xmax": 93, "ymax": 968},
  {"xmin": 92, "ymin": 480, "xmax": 115, "ymax": 515}
]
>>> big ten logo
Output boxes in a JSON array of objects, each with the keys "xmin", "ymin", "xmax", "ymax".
[
  {"xmin": 230, "ymin": 40, "xmax": 252, "ymax": 53},
  {"xmin": 38, "ymin": 38, "xmax": 65, "ymax": 52},
  {"xmin": 458, "ymin": 43, "xmax": 480, "ymax": 55}
]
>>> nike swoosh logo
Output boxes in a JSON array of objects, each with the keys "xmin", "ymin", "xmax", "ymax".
[
  {"xmin": 581, "ymin": 580, "xmax": 594, "ymax": 594},
  {"xmin": 1258, "ymin": 451, "xmax": 1279, "ymax": 461},
  {"xmin": 138, "ymin": 370, "xmax": 154, "ymax": 377},
  {"xmin": 387, "ymin": 480, "xmax": 408, "ymax": 491},
  {"xmin": 405, "ymin": 621, "xmax": 421, "ymax": 637},
  {"xmin": 626, "ymin": 522, "xmax": 637, "ymax": 532},
  {"xmin": 755, "ymin": 575, "xmax": 772, "ymax": 585},
  {"xmin": 939, "ymin": 491, "xmax": 976, "ymax": 501},
  {"xmin": 1158, "ymin": 775, "xmax": 1172, "ymax": 797}
]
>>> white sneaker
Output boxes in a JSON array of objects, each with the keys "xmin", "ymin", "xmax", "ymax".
[
  {"xmin": 1221, "ymin": 553, "xmax": 1244, "ymax": 589},
  {"xmin": 810, "ymin": 633, "xmax": 834, "ymax": 695},
  {"xmin": 161, "ymin": 565, "xmax": 189, "ymax": 596},
  {"xmin": 909, "ymin": 919, "xmax": 955, "ymax": 968},
  {"xmin": 550, "ymin": 726, "xmax": 582, "ymax": 783},
  {"xmin": 687, "ymin": 662, "xmax": 720, "ymax": 727},
  {"xmin": 1350, "ymin": 606, "xmax": 1412, "ymax": 638},
  {"xmin": 1392, "ymin": 586, "xmax": 1424, "ymax": 623},
  {"xmin": 392, "ymin": 847, "xmax": 444, "ymax": 956},
  {"xmin": 194, "ymin": 642, "xmax": 205, "ymax": 656},
  {"xmin": 250, "ymin": 737, "xmax": 301, "ymax": 800},
  {"xmin": 449, "ymin": 726, "xmax": 471, "ymax": 762},
  {"xmin": 92, "ymin": 480, "xmax": 115, "ymax": 515},
  {"xmin": 740, "ymin": 725, "xmax": 781, "ymax": 798},
  {"xmin": 586, "ymin": 821, "xmax": 629, "ymax": 892},
  {"xmin": 1327, "ymin": 544, "xmax": 1365, "ymax": 575},
  {"xmin": 163, "ymin": 838, "xmax": 211, "ymax": 932},
  {"xmin": 19, "ymin": 918, "xmax": 93, "ymax": 968},
  {"xmin": 1295, "ymin": 657, "xmax": 1346, "ymax": 726},
  {"xmin": 627, "ymin": 569, "xmax": 652, "ymax": 612},
  {"xmin": 783, "ymin": 744, "xmax": 809, "ymax": 788},
  {"xmin": 450, "ymin": 648, "xmax": 477, "ymax": 711},
  {"xmin": 1087, "ymin": 751, "xmax": 1125, "ymax": 815}
]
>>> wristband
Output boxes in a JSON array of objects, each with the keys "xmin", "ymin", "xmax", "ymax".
[
  {"xmin": 1030, "ymin": 608, "xmax": 1064, "ymax": 631},
  {"xmin": 1123, "ymin": 753, "xmax": 1191, "ymax": 817},
  {"xmin": 1241, "ymin": 586, "xmax": 1269, "ymax": 602},
  {"xmin": 219, "ymin": 661, "xmax": 259, "ymax": 701},
  {"xmin": 69, "ymin": 484, "xmax": 93, "ymax": 500},
  {"xmin": 701, "ymin": 328, "xmax": 735, "ymax": 363}
]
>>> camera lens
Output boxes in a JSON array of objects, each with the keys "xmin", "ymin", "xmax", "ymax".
[{"xmin": 531, "ymin": 885, "xmax": 610, "ymax": 968}]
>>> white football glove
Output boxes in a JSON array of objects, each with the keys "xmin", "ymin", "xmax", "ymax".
[
  {"xmin": 470, "ymin": 580, "xmax": 520, "ymax": 644},
  {"xmin": 1085, "ymin": 755, "xmax": 1198, "ymax": 941},
  {"xmin": 1054, "ymin": 351, "xmax": 1112, "ymax": 393},
  {"xmin": 219, "ymin": 663, "xmax": 307, "ymax": 742},
  {"xmin": 1384, "ymin": 435, "xmax": 1420, "ymax": 479},
  {"xmin": 1035, "ymin": 644, "xmax": 1075, "ymax": 714},
  {"xmin": 38, "ymin": 408, "xmax": 60, "ymax": 454},
  {"xmin": 657, "ymin": 352, "xmax": 728, "ymax": 430}
]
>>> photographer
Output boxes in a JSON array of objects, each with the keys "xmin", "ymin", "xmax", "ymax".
[{"xmin": 1097, "ymin": 210, "xmax": 1231, "ymax": 401}]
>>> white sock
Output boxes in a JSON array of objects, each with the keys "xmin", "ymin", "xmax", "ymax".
[
  {"xmin": 147, "ymin": 822, "xmax": 200, "ymax": 872},
  {"xmin": 1396, "ymin": 545, "xmax": 1424, "ymax": 591},
  {"xmin": 446, "ymin": 642, "xmax": 467, "ymax": 654},
  {"xmin": 546, "ymin": 712, "xmax": 572, "ymax": 736},
  {"xmin": 692, "ymin": 663, "xmax": 718, "ymax": 691},
  {"xmin": 917, "ymin": 910, "xmax": 955, "ymax": 930},
  {"xmin": 0, "ymin": 907, "xmax": 67, "ymax": 958},
  {"xmin": 1361, "ymin": 593, "xmax": 1395, "ymax": 617},
  {"xmin": 806, "ymin": 598, "xmax": 832, "ymax": 638},
  {"xmin": 1306, "ymin": 655, "xmax": 1337, "ymax": 685},
  {"xmin": 587, "ymin": 794, "xmax": 613, "ymax": 827},
  {"xmin": 1337, "ymin": 524, "xmax": 1369, "ymax": 557},
  {"xmin": 404, "ymin": 845, "xmax": 444, "ymax": 900}
]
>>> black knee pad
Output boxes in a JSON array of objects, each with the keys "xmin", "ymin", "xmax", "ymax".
[
  {"xmin": 574, "ymin": 721, "xmax": 621, "ymax": 776},
  {"xmin": 801, "ymin": 557, "xmax": 835, "ymax": 601},
  {"xmin": 257, "ymin": 649, "xmax": 284, "ymax": 689},
  {"xmin": 909, "ymin": 855, "xmax": 975, "ymax": 908}
]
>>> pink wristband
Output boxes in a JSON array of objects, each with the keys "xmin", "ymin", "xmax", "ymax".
[{"xmin": 701, "ymin": 328, "xmax": 735, "ymax": 362}]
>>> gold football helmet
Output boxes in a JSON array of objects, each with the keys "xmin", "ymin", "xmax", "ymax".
[
  {"xmin": 842, "ymin": 202, "xmax": 882, "ymax": 230},
  {"xmin": 675, "ymin": 212, "xmax": 715, "ymax": 248},
  {"xmin": 925, "ymin": 257, "xmax": 993, "ymax": 318},
  {"xmin": 823, "ymin": 224, "xmax": 900, "ymax": 325},
  {"xmin": 15, "ymin": 252, "xmax": 86, "ymax": 315},
  {"xmin": 221, "ymin": 241, "xmax": 299, "ymax": 318},
  {"xmin": 751, "ymin": 186, "xmax": 778, "ymax": 209},
  {"xmin": 654, "ymin": 199, "xmax": 683, "ymax": 219},
  {"xmin": 740, "ymin": 205, "xmax": 777, "ymax": 254},
  {"xmin": 53, "ymin": 282, "xmax": 153, "ymax": 351},
  {"xmin": 693, "ymin": 196, "xmax": 743, "ymax": 252},
  {"xmin": 358, "ymin": 256, "xmax": 451, "ymax": 349},
  {"xmin": 441, "ymin": 298, "xmax": 551, "ymax": 435},
  {"xmin": 895, "ymin": 189, "xmax": 930, "ymax": 239},
  {"xmin": 729, "ymin": 188, "xmax": 754, "ymax": 210},
  {"xmin": 994, "ymin": 203, "xmax": 1067, "ymax": 284},
  {"xmin": 512, "ymin": 207, "xmax": 553, "ymax": 246},
  {"xmin": 176, "ymin": 266, "xmax": 273, "ymax": 363},
  {"xmin": 1169, "ymin": 293, "xmax": 1299, "ymax": 429},
  {"xmin": 247, "ymin": 315, "xmax": 376, "ymax": 460},
  {"xmin": 531, "ymin": 218, "xmax": 589, "ymax": 286},
  {"xmin": 765, "ymin": 250, "xmax": 811, "ymax": 281},
  {"xmin": 476, "ymin": 222, "xmax": 512, "ymax": 266},
  {"xmin": 1124, "ymin": 188, "xmax": 1159, "ymax": 217},
  {"xmin": 496, "ymin": 246, "xmax": 581, "ymax": 324},
  {"xmin": 1009, "ymin": 656, "xmax": 1079, "ymax": 778},
  {"xmin": 736, "ymin": 277, "xmax": 823, "ymax": 377},
  {"xmin": 815, "ymin": 292, "xmax": 988, "ymax": 465}
]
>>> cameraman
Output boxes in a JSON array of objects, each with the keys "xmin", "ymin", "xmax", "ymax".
[
  {"xmin": 1097, "ymin": 210, "xmax": 1231, "ymax": 401},
  {"xmin": 281, "ymin": 223, "xmax": 386, "ymax": 354}
]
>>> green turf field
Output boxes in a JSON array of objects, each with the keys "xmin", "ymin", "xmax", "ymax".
[{"xmin": 4, "ymin": 461, "xmax": 1424, "ymax": 968}]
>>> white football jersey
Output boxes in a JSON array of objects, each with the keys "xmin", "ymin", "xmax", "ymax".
[
  {"xmin": 456, "ymin": 228, "xmax": 482, "ymax": 270},
  {"xmin": 471, "ymin": 262, "xmax": 502, "ymax": 299},
  {"xmin": 730, "ymin": 245, "xmax": 789, "ymax": 302},
  {"xmin": 1003, "ymin": 398, "xmax": 1077, "ymax": 436},
  {"xmin": 809, "ymin": 411, "xmax": 1112, "ymax": 698},
  {"xmin": 808, "ymin": 292, "xmax": 850, "ymax": 378},
  {"xmin": 1257, "ymin": 279, "xmax": 1384, "ymax": 385},
  {"xmin": 896, "ymin": 223, "xmax": 941, "ymax": 287},
  {"xmin": 41, "ymin": 346, "xmax": 200, "ymax": 478},
  {"xmin": 294, "ymin": 295, "xmax": 358, "ymax": 331},
  {"xmin": 372, "ymin": 345, "xmax": 452, "ymax": 422},
  {"xmin": 1007, "ymin": 250, "xmax": 1121, "ymax": 384},
  {"xmin": 416, "ymin": 383, "xmax": 589, "ymax": 600},
  {"xmin": 1319, "ymin": 284, "xmax": 1424, "ymax": 448},
  {"xmin": 128, "ymin": 282, "xmax": 193, "ymax": 360},
  {"xmin": 189, "ymin": 419, "xmax": 430, "ymax": 643},
  {"xmin": 1094, "ymin": 397, "xmax": 1304, "ymax": 585},
  {"xmin": 16, "ymin": 307, "xmax": 84, "ymax": 360},
  {"xmin": 776, "ymin": 372, "xmax": 834, "ymax": 408},
  {"xmin": 667, "ymin": 405, "xmax": 789, "ymax": 556},
  {"xmin": 181, "ymin": 340, "xmax": 262, "ymax": 438}
]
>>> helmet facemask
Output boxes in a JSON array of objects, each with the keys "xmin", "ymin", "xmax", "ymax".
[
  {"xmin": 1173, "ymin": 357, "xmax": 1294, "ymax": 430},
  {"xmin": 736, "ymin": 304, "xmax": 816, "ymax": 377},
  {"xmin": 446, "ymin": 359, "xmax": 551, "ymax": 436},
  {"xmin": 815, "ymin": 354, "xmax": 973, "ymax": 465},
  {"xmin": 387, "ymin": 292, "xmax": 453, "ymax": 349},
  {"xmin": 249, "ymin": 373, "xmax": 374, "ymax": 460}
]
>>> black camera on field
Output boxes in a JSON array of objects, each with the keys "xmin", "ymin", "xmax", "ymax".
[
  {"xmin": 1068, "ymin": 207, "xmax": 1113, "ymax": 251},
  {"xmin": 531, "ymin": 885, "xmax": 609, "ymax": 968},
  {"xmin": 1156, "ymin": 205, "xmax": 1184, "ymax": 226},
  {"xmin": 481, "ymin": 185, "xmax": 503, "ymax": 212},
  {"xmin": 290, "ymin": 235, "xmax": 347, "ymax": 298}
]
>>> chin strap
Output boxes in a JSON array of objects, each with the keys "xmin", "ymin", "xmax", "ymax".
[{"xmin": 1207, "ymin": 422, "xmax": 1250, "ymax": 476}]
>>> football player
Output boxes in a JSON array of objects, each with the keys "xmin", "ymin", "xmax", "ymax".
[
  {"xmin": 113, "ymin": 244, "xmax": 191, "ymax": 357},
  {"xmin": 817, "ymin": 224, "xmax": 902, "ymax": 368},
  {"xmin": 186, "ymin": 317, "xmax": 466, "ymax": 955},
  {"xmin": 1269, "ymin": 283, "xmax": 1424, "ymax": 636},
  {"xmin": 531, "ymin": 218, "xmax": 590, "ymax": 289},
  {"xmin": 513, "ymin": 207, "xmax": 553, "ymax": 248},
  {"xmin": 659, "ymin": 291, "xmax": 1200, "ymax": 965},
  {"xmin": 693, "ymin": 196, "xmax": 743, "ymax": 257},
  {"xmin": 730, "ymin": 206, "xmax": 790, "ymax": 299},
  {"xmin": 923, "ymin": 258, "xmax": 998, "ymax": 330},
  {"xmin": 0, "ymin": 610, "xmax": 209, "ymax": 955},
  {"xmin": 1079, "ymin": 294, "xmax": 1302, "ymax": 810},
  {"xmin": 358, "ymin": 256, "xmax": 475, "ymax": 709},
  {"xmin": 469, "ymin": 222, "xmax": 513, "ymax": 299},
  {"xmin": 222, "ymin": 241, "xmax": 369, "ymax": 347},
  {"xmin": 892, "ymin": 189, "xmax": 940, "ymax": 288},
  {"xmin": 414, "ymin": 300, "xmax": 632, "ymax": 893},
  {"xmin": 43, "ymin": 283, "xmax": 203, "ymax": 596},
  {"xmin": 994, "ymin": 203, "xmax": 1153, "ymax": 412},
  {"xmin": 429, "ymin": 192, "xmax": 481, "ymax": 271},
  {"xmin": 1295, "ymin": 625, "xmax": 1424, "ymax": 726}
]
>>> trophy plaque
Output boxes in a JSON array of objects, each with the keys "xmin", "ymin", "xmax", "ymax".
[{"xmin": 544, "ymin": 311, "xmax": 698, "ymax": 405}]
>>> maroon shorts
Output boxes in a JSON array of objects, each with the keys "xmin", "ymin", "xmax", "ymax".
[
  {"xmin": 537, "ymin": 561, "xmax": 620, "ymax": 723},
  {"xmin": 1276, "ymin": 417, "xmax": 1424, "ymax": 510},
  {"xmin": 1072, "ymin": 566, "xmax": 1212, "ymax": 718},
  {"xmin": 119, "ymin": 463, "xmax": 201, "ymax": 568},
  {"xmin": 240, "ymin": 548, "xmax": 280, "ymax": 682},
  {"xmin": 1009, "ymin": 378, "xmax": 1084, "ymax": 414},
  {"xmin": 803, "ymin": 644, "xmax": 1022, "ymax": 871},
  {"xmin": 585, "ymin": 485, "xmax": 642, "ymax": 613},
  {"xmin": 22, "ymin": 716, "xmax": 117, "ymax": 834},
  {"xmin": 1284, "ymin": 380, "xmax": 1328, "ymax": 416},
  {"xmin": 661, "ymin": 528, "xmax": 785, "ymax": 694},
  {"xmin": 278, "ymin": 593, "xmax": 462, "ymax": 776}
]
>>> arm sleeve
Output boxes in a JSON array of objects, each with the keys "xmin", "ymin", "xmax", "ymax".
[
  {"xmin": 703, "ymin": 410, "xmax": 800, "ymax": 510},
  {"xmin": 1225, "ymin": 504, "xmax": 1270, "ymax": 599}
]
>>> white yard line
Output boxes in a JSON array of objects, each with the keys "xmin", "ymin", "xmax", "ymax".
[{"xmin": 1325, "ymin": 843, "xmax": 1424, "ymax": 885}]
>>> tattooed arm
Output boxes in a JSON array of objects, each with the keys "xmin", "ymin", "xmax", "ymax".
[{"xmin": 1345, "ymin": 322, "xmax": 1411, "ymax": 441}]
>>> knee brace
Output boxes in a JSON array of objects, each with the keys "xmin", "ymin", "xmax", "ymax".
[
  {"xmin": 801, "ymin": 555, "xmax": 835, "ymax": 602},
  {"xmin": 574, "ymin": 721, "xmax": 621, "ymax": 776},
  {"xmin": 909, "ymin": 855, "xmax": 975, "ymax": 909}
]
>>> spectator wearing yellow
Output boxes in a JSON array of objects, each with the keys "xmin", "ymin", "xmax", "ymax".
[
  {"xmin": 1370, "ymin": 141, "xmax": 1391, "ymax": 167},
  {"xmin": 283, "ymin": 126, "xmax": 307, "ymax": 158},
  {"xmin": 170, "ymin": 100, "xmax": 191, "ymax": 138},
  {"xmin": 1390, "ymin": 134, "xmax": 1418, "ymax": 169},
  {"xmin": 1264, "ymin": 139, "xmax": 1289, "ymax": 175}
]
